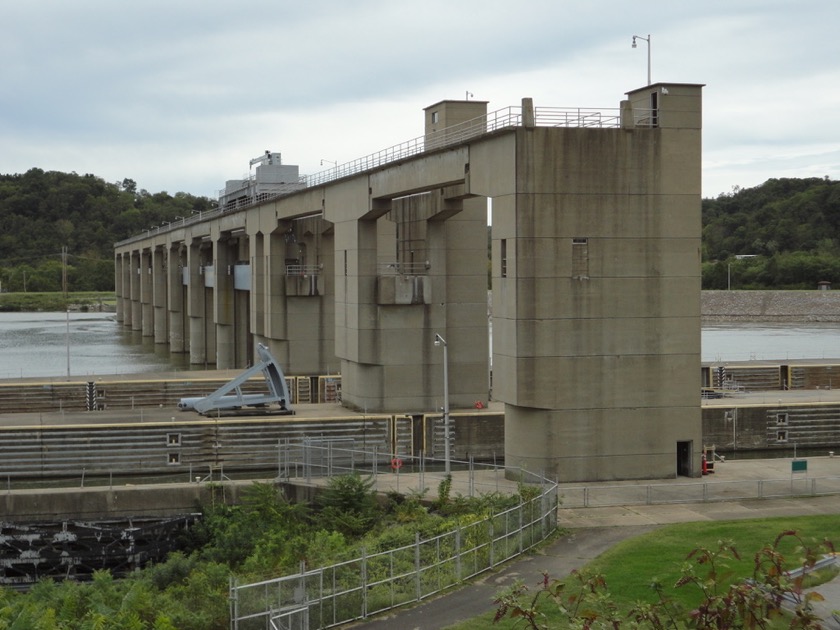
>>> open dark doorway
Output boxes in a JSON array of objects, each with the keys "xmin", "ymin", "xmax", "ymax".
[{"xmin": 676, "ymin": 441, "xmax": 693, "ymax": 477}]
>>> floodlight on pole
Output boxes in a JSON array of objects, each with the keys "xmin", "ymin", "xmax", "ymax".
[
  {"xmin": 434, "ymin": 333, "xmax": 451, "ymax": 474},
  {"xmin": 632, "ymin": 34, "xmax": 651, "ymax": 86}
]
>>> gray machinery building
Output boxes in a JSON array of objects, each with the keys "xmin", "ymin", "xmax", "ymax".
[{"xmin": 115, "ymin": 82, "xmax": 704, "ymax": 482}]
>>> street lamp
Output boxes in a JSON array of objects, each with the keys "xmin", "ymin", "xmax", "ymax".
[
  {"xmin": 434, "ymin": 333, "xmax": 450, "ymax": 474},
  {"xmin": 632, "ymin": 34, "xmax": 651, "ymax": 86}
]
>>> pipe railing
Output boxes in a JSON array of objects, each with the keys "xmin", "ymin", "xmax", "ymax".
[{"xmin": 116, "ymin": 103, "xmax": 632, "ymax": 248}]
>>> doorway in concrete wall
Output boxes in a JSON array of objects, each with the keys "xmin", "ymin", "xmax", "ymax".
[{"xmin": 676, "ymin": 441, "xmax": 693, "ymax": 477}]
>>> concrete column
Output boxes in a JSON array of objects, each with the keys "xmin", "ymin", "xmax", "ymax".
[
  {"xmin": 187, "ymin": 239, "xmax": 206, "ymax": 365},
  {"xmin": 167, "ymin": 243, "xmax": 186, "ymax": 354},
  {"xmin": 334, "ymin": 217, "xmax": 378, "ymax": 410},
  {"xmin": 114, "ymin": 254, "xmax": 124, "ymax": 323},
  {"xmin": 130, "ymin": 251, "xmax": 142, "ymax": 332},
  {"xmin": 214, "ymin": 236, "xmax": 235, "ymax": 369},
  {"xmin": 427, "ymin": 194, "xmax": 490, "ymax": 409},
  {"xmin": 152, "ymin": 246, "xmax": 168, "ymax": 344},
  {"xmin": 234, "ymin": 235, "xmax": 251, "ymax": 367},
  {"xmin": 140, "ymin": 249, "xmax": 153, "ymax": 337},
  {"xmin": 251, "ymin": 232, "xmax": 265, "ymax": 339}
]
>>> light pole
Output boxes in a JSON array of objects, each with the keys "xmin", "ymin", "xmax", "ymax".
[
  {"xmin": 632, "ymin": 34, "xmax": 651, "ymax": 86},
  {"xmin": 434, "ymin": 333, "xmax": 450, "ymax": 474}
]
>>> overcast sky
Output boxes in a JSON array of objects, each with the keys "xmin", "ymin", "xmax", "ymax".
[{"xmin": 2, "ymin": 0, "xmax": 838, "ymax": 201}]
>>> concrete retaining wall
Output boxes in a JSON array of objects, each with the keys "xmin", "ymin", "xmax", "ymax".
[{"xmin": 703, "ymin": 290, "xmax": 840, "ymax": 322}]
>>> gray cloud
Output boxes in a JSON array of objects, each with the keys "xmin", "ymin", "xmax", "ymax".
[{"xmin": 1, "ymin": 0, "xmax": 838, "ymax": 198}]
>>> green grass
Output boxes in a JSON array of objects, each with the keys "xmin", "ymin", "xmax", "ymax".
[
  {"xmin": 0, "ymin": 291, "xmax": 115, "ymax": 312},
  {"xmin": 447, "ymin": 515, "xmax": 839, "ymax": 629}
]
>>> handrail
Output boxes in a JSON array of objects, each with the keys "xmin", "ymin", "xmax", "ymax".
[
  {"xmin": 116, "ymin": 103, "xmax": 628, "ymax": 248},
  {"xmin": 284, "ymin": 264, "xmax": 322, "ymax": 276},
  {"xmin": 377, "ymin": 261, "xmax": 430, "ymax": 276}
]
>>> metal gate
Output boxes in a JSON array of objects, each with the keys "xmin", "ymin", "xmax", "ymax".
[{"xmin": 270, "ymin": 605, "xmax": 309, "ymax": 630}]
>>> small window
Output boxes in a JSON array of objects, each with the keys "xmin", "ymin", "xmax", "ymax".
[
  {"xmin": 431, "ymin": 111, "xmax": 439, "ymax": 123},
  {"xmin": 572, "ymin": 238, "xmax": 589, "ymax": 279},
  {"xmin": 168, "ymin": 453, "xmax": 181, "ymax": 465},
  {"xmin": 500, "ymin": 239, "xmax": 507, "ymax": 278},
  {"xmin": 776, "ymin": 430, "xmax": 788, "ymax": 443},
  {"xmin": 776, "ymin": 413, "xmax": 788, "ymax": 426},
  {"xmin": 167, "ymin": 432, "xmax": 182, "ymax": 446}
]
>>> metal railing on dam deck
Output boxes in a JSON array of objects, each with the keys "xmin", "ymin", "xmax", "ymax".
[
  {"xmin": 558, "ymin": 475, "xmax": 840, "ymax": 508},
  {"xmin": 115, "ymin": 104, "xmax": 623, "ymax": 248}
]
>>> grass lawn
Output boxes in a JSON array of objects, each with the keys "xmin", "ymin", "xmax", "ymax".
[{"xmin": 448, "ymin": 514, "xmax": 839, "ymax": 629}]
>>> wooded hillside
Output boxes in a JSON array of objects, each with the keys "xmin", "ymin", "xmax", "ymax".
[
  {"xmin": 702, "ymin": 177, "xmax": 840, "ymax": 288},
  {"xmin": 0, "ymin": 168, "xmax": 214, "ymax": 292},
  {"xmin": 1, "ymin": 169, "xmax": 838, "ymax": 292}
]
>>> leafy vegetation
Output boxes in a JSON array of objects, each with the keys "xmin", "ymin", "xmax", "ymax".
[
  {"xmin": 0, "ymin": 477, "xmax": 531, "ymax": 628},
  {"xmin": 450, "ymin": 515, "xmax": 840, "ymax": 629},
  {"xmin": 702, "ymin": 177, "xmax": 840, "ymax": 288},
  {"xmin": 2, "ymin": 167, "xmax": 839, "ymax": 296},
  {"xmin": 493, "ymin": 532, "xmax": 833, "ymax": 628},
  {"xmin": 0, "ymin": 290, "xmax": 114, "ymax": 312},
  {"xmin": 0, "ymin": 169, "xmax": 215, "ymax": 293}
]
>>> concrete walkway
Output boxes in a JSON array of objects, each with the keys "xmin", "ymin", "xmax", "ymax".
[{"xmin": 348, "ymin": 458, "xmax": 840, "ymax": 629}]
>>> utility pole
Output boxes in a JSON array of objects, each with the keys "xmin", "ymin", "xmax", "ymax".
[{"xmin": 62, "ymin": 246, "xmax": 68, "ymax": 296}]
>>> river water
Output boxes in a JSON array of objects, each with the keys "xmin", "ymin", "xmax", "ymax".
[
  {"xmin": 1, "ymin": 313, "xmax": 839, "ymax": 379},
  {"xmin": 0, "ymin": 312, "xmax": 188, "ymax": 380}
]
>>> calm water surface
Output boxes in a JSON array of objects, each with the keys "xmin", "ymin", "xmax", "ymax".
[
  {"xmin": 0, "ymin": 312, "xmax": 188, "ymax": 379},
  {"xmin": 1, "ymin": 313, "xmax": 839, "ymax": 379},
  {"xmin": 702, "ymin": 322, "xmax": 840, "ymax": 362}
]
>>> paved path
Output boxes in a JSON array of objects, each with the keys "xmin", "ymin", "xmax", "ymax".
[
  {"xmin": 347, "ymin": 525, "xmax": 657, "ymax": 630},
  {"xmin": 347, "ymin": 459, "xmax": 840, "ymax": 629}
]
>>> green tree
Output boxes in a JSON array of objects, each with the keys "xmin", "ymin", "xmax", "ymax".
[{"xmin": 316, "ymin": 473, "xmax": 379, "ymax": 537}]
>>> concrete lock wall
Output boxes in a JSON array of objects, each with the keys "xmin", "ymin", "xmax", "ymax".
[
  {"xmin": 115, "ymin": 83, "xmax": 704, "ymax": 483},
  {"xmin": 703, "ymin": 403, "xmax": 840, "ymax": 452}
]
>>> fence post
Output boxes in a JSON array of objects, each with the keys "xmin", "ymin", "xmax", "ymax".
[
  {"xmin": 277, "ymin": 439, "xmax": 282, "ymax": 479},
  {"xmin": 489, "ymin": 514, "xmax": 495, "ymax": 569},
  {"xmin": 415, "ymin": 532, "xmax": 421, "ymax": 601},
  {"xmin": 469, "ymin": 455, "xmax": 475, "ymax": 497},
  {"xmin": 455, "ymin": 525, "xmax": 462, "ymax": 582},
  {"xmin": 419, "ymin": 453, "xmax": 424, "ymax": 491},
  {"xmin": 229, "ymin": 575, "xmax": 238, "ymax": 630},
  {"xmin": 361, "ymin": 546, "xmax": 368, "ymax": 618}
]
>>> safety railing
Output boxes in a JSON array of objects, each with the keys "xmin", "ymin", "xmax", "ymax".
[
  {"xmin": 284, "ymin": 264, "xmax": 323, "ymax": 276},
  {"xmin": 116, "ymin": 102, "xmax": 634, "ymax": 248},
  {"xmin": 558, "ymin": 475, "xmax": 840, "ymax": 508},
  {"xmin": 534, "ymin": 106, "xmax": 620, "ymax": 128},
  {"xmin": 377, "ymin": 261, "xmax": 430, "ymax": 276},
  {"xmin": 230, "ymin": 442, "xmax": 558, "ymax": 630}
]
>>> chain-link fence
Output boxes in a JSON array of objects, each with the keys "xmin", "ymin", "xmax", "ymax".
[{"xmin": 230, "ymin": 443, "xmax": 558, "ymax": 630}]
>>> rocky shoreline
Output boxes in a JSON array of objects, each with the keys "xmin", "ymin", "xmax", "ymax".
[{"xmin": 702, "ymin": 290, "xmax": 840, "ymax": 323}]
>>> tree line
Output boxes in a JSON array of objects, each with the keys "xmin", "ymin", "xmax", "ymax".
[
  {"xmin": 0, "ymin": 169, "xmax": 215, "ymax": 293},
  {"xmin": 1, "ymin": 169, "xmax": 839, "ymax": 293},
  {"xmin": 702, "ymin": 176, "xmax": 840, "ymax": 289}
]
